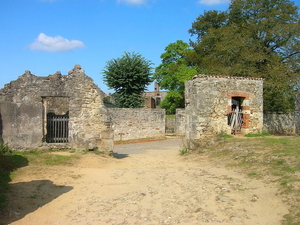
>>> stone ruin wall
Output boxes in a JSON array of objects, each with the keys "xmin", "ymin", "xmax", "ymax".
[
  {"xmin": 0, "ymin": 65, "xmax": 113, "ymax": 154},
  {"xmin": 108, "ymin": 108, "xmax": 165, "ymax": 141},
  {"xmin": 263, "ymin": 113, "xmax": 296, "ymax": 135},
  {"xmin": 263, "ymin": 91, "xmax": 300, "ymax": 136},
  {"xmin": 175, "ymin": 108, "xmax": 185, "ymax": 136},
  {"xmin": 184, "ymin": 75, "xmax": 264, "ymax": 148}
]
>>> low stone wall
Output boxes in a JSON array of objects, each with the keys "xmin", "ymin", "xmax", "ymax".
[
  {"xmin": 108, "ymin": 108, "xmax": 165, "ymax": 141},
  {"xmin": 264, "ymin": 113, "xmax": 296, "ymax": 135}
]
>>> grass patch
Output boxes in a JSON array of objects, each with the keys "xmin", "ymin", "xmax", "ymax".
[
  {"xmin": 17, "ymin": 151, "xmax": 79, "ymax": 166},
  {"xmin": 179, "ymin": 145, "xmax": 189, "ymax": 155},
  {"xmin": 0, "ymin": 148, "xmax": 80, "ymax": 210},
  {"xmin": 244, "ymin": 132, "xmax": 271, "ymax": 137},
  {"xmin": 201, "ymin": 136, "xmax": 300, "ymax": 224},
  {"xmin": 248, "ymin": 172, "xmax": 259, "ymax": 177},
  {"xmin": 0, "ymin": 146, "xmax": 29, "ymax": 209},
  {"xmin": 221, "ymin": 134, "xmax": 234, "ymax": 138},
  {"xmin": 166, "ymin": 114, "xmax": 175, "ymax": 120}
]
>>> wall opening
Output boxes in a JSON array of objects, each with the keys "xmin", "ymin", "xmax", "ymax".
[
  {"xmin": 46, "ymin": 112, "xmax": 69, "ymax": 143},
  {"xmin": 42, "ymin": 97, "xmax": 70, "ymax": 143},
  {"xmin": 228, "ymin": 96, "xmax": 245, "ymax": 134},
  {"xmin": 155, "ymin": 97, "xmax": 161, "ymax": 107}
]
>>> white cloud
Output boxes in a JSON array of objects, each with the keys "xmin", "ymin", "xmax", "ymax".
[
  {"xmin": 199, "ymin": 0, "xmax": 229, "ymax": 6},
  {"xmin": 117, "ymin": 0, "xmax": 147, "ymax": 5},
  {"xmin": 29, "ymin": 33, "xmax": 85, "ymax": 52}
]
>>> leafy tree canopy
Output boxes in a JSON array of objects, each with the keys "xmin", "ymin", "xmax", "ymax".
[
  {"xmin": 154, "ymin": 40, "xmax": 205, "ymax": 114},
  {"xmin": 189, "ymin": 0, "xmax": 300, "ymax": 112},
  {"xmin": 102, "ymin": 52, "xmax": 153, "ymax": 108}
]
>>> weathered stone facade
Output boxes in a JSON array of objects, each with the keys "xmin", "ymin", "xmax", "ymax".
[
  {"xmin": 184, "ymin": 75, "xmax": 264, "ymax": 149},
  {"xmin": 175, "ymin": 108, "xmax": 185, "ymax": 136},
  {"xmin": 264, "ymin": 113, "xmax": 296, "ymax": 135},
  {"xmin": 108, "ymin": 108, "xmax": 165, "ymax": 141},
  {"xmin": 0, "ymin": 65, "xmax": 113, "ymax": 154}
]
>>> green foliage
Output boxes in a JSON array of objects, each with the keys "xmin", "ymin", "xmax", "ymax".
[
  {"xmin": 102, "ymin": 52, "xmax": 153, "ymax": 108},
  {"xmin": 221, "ymin": 134, "xmax": 234, "ymax": 138},
  {"xmin": 189, "ymin": 0, "xmax": 300, "ymax": 112},
  {"xmin": 159, "ymin": 90, "xmax": 185, "ymax": 114},
  {"xmin": 0, "ymin": 143, "xmax": 12, "ymax": 155},
  {"xmin": 244, "ymin": 132, "xmax": 271, "ymax": 137},
  {"xmin": 0, "ymin": 145, "xmax": 28, "ymax": 210},
  {"xmin": 154, "ymin": 40, "xmax": 206, "ymax": 113}
]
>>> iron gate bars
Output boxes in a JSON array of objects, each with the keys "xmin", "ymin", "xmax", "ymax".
[{"xmin": 46, "ymin": 113, "xmax": 69, "ymax": 143}]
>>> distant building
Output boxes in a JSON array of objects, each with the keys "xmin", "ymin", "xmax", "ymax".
[{"xmin": 143, "ymin": 82, "xmax": 167, "ymax": 108}]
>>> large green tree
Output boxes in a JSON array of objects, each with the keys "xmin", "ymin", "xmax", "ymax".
[
  {"xmin": 154, "ymin": 40, "xmax": 201, "ymax": 114},
  {"xmin": 102, "ymin": 52, "xmax": 153, "ymax": 108},
  {"xmin": 189, "ymin": 0, "xmax": 300, "ymax": 112}
]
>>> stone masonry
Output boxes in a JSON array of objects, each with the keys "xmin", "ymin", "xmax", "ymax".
[
  {"xmin": 184, "ymin": 75, "xmax": 264, "ymax": 149},
  {"xmin": 109, "ymin": 108, "xmax": 165, "ymax": 141},
  {"xmin": 0, "ymin": 65, "xmax": 113, "ymax": 154}
]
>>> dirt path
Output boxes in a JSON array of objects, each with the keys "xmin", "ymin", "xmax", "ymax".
[{"xmin": 2, "ymin": 139, "xmax": 288, "ymax": 225}]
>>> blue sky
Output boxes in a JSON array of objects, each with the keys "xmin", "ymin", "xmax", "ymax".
[{"xmin": 0, "ymin": 0, "xmax": 297, "ymax": 94}]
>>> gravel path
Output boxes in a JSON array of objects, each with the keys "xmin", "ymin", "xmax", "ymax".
[{"xmin": 2, "ymin": 139, "xmax": 288, "ymax": 225}]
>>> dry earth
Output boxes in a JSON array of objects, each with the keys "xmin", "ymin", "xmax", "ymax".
[{"xmin": 1, "ymin": 139, "xmax": 288, "ymax": 225}]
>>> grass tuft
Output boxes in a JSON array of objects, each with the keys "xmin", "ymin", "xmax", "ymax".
[{"xmin": 201, "ymin": 136, "xmax": 300, "ymax": 224}]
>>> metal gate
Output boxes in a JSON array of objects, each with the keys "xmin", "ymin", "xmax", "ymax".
[
  {"xmin": 228, "ymin": 107, "xmax": 243, "ymax": 135},
  {"xmin": 46, "ymin": 113, "xmax": 69, "ymax": 143}
]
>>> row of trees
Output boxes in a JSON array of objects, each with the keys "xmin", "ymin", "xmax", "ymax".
[{"xmin": 103, "ymin": 0, "xmax": 300, "ymax": 113}]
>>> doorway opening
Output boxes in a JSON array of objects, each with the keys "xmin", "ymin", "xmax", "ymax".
[
  {"xmin": 228, "ymin": 97, "xmax": 245, "ymax": 134},
  {"xmin": 42, "ymin": 97, "xmax": 69, "ymax": 143}
]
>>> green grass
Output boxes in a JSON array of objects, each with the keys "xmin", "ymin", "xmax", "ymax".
[
  {"xmin": 221, "ymin": 134, "xmax": 234, "ymax": 138},
  {"xmin": 244, "ymin": 132, "xmax": 271, "ymax": 137},
  {"xmin": 166, "ymin": 114, "xmax": 175, "ymax": 119},
  {"xmin": 202, "ymin": 136, "xmax": 300, "ymax": 225},
  {"xmin": 0, "ymin": 147, "xmax": 79, "ymax": 210}
]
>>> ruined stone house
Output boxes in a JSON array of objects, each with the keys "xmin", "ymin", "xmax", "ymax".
[
  {"xmin": 184, "ymin": 75, "xmax": 264, "ymax": 149},
  {"xmin": 143, "ymin": 82, "xmax": 167, "ymax": 109},
  {"xmin": 0, "ymin": 65, "xmax": 113, "ymax": 154}
]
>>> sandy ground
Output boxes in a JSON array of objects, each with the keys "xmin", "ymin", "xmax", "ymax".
[{"xmin": 1, "ymin": 139, "xmax": 288, "ymax": 225}]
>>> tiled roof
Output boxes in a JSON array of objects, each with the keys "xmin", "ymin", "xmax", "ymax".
[{"xmin": 193, "ymin": 74, "xmax": 264, "ymax": 80}]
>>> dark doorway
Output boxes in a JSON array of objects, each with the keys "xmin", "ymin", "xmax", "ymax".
[
  {"xmin": 228, "ymin": 97, "xmax": 244, "ymax": 134},
  {"xmin": 46, "ymin": 111, "xmax": 69, "ymax": 143}
]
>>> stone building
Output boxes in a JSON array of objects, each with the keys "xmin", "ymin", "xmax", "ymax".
[
  {"xmin": 143, "ymin": 82, "xmax": 167, "ymax": 108},
  {"xmin": 184, "ymin": 75, "xmax": 264, "ymax": 149},
  {"xmin": 0, "ymin": 65, "xmax": 113, "ymax": 154}
]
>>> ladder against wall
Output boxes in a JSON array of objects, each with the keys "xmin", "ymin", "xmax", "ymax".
[{"xmin": 228, "ymin": 107, "xmax": 243, "ymax": 134}]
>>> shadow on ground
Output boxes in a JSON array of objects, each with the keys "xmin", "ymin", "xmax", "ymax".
[
  {"xmin": 113, "ymin": 152, "xmax": 129, "ymax": 159},
  {"xmin": 0, "ymin": 153, "xmax": 73, "ymax": 225},
  {"xmin": 0, "ymin": 180, "xmax": 73, "ymax": 225}
]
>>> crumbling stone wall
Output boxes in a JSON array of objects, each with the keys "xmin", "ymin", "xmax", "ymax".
[
  {"xmin": 264, "ymin": 113, "xmax": 296, "ymax": 135},
  {"xmin": 0, "ymin": 65, "xmax": 113, "ymax": 154},
  {"xmin": 185, "ymin": 75, "xmax": 264, "ymax": 149},
  {"xmin": 108, "ymin": 108, "xmax": 165, "ymax": 141},
  {"xmin": 175, "ymin": 108, "xmax": 185, "ymax": 136}
]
